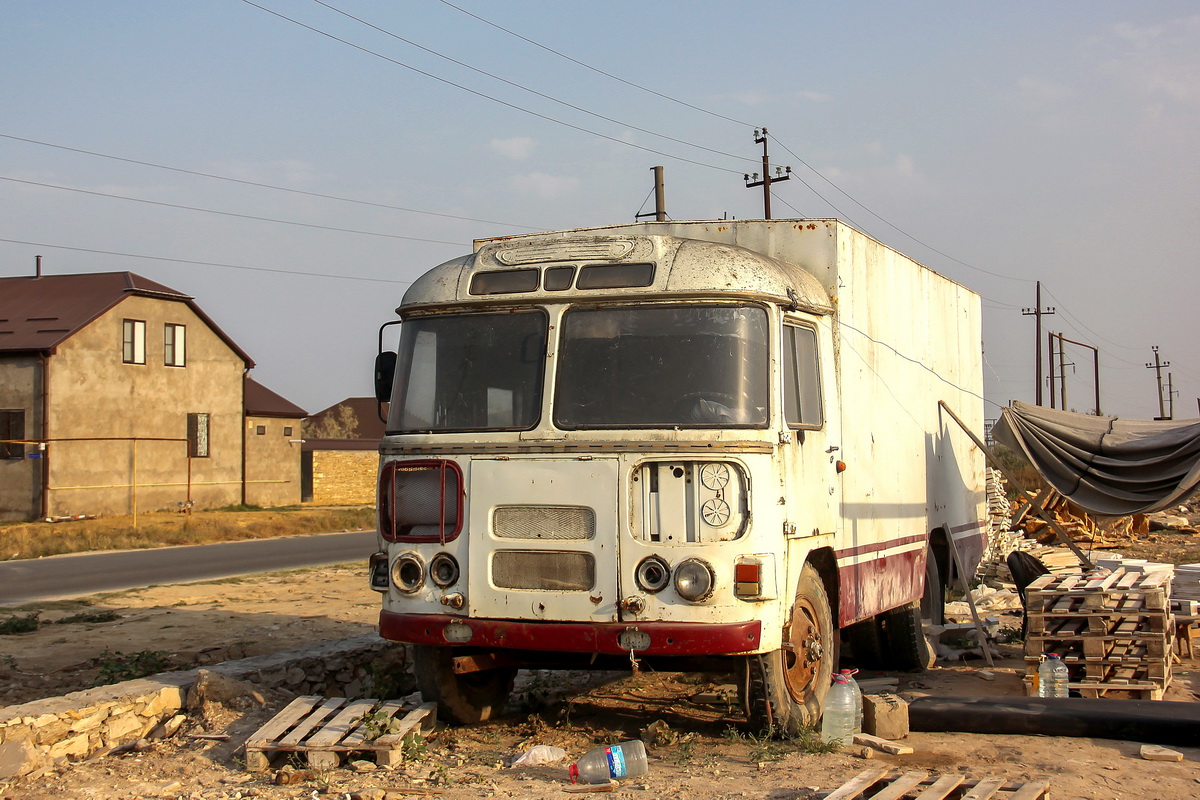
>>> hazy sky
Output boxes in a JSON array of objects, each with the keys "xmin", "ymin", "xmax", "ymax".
[{"xmin": 3, "ymin": 2, "xmax": 1197, "ymax": 422}]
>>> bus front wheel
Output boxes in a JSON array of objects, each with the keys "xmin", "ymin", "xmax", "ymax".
[
  {"xmin": 742, "ymin": 564, "xmax": 836, "ymax": 736},
  {"xmin": 412, "ymin": 645, "xmax": 517, "ymax": 725}
]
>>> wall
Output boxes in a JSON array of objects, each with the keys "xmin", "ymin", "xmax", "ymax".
[
  {"xmin": 45, "ymin": 296, "xmax": 246, "ymax": 516},
  {"xmin": 0, "ymin": 635, "xmax": 412, "ymax": 777},
  {"xmin": 308, "ymin": 449, "xmax": 377, "ymax": 506},
  {"xmin": 243, "ymin": 414, "xmax": 302, "ymax": 507},
  {"xmin": 0, "ymin": 355, "xmax": 42, "ymax": 521}
]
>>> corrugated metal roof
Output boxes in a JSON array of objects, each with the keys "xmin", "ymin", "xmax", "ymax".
[
  {"xmin": 245, "ymin": 376, "xmax": 307, "ymax": 418},
  {"xmin": 0, "ymin": 271, "xmax": 254, "ymax": 367}
]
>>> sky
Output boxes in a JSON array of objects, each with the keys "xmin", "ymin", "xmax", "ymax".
[{"xmin": 2, "ymin": 1, "xmax": 1197, "ymax": 422}]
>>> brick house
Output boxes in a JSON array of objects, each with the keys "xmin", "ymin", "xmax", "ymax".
[{"xmin": 0, "ymin": 270, "xmax": 305, "ymax": 521}]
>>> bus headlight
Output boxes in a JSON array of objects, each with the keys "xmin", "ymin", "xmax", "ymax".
[
  {"xmin": 429, "ymin": 553, "xmax": 460, "ymax": 588},
  {"xmin": 392, "ymin": 553, "xmax": 425, "ymax": 593},
  {"xmin": 674, "ymin": 558, "xmax": 715, "ymax": 602},
  {"xmin": 635, "ymin": 555, "xmax": 671, "ymax": 593}
]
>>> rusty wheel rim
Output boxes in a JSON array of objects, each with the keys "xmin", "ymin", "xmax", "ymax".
[{"xmin": 784, "ymin": 595, "xmax": 825, "ymax": 703}]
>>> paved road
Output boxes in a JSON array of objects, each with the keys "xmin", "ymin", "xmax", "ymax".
[{"xmin": 0, "ymin": 530, "xmax": 379, "ymax": 606}]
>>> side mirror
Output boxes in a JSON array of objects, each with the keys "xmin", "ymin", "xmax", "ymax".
[{"xmin": 374, "ymin": 351, "xmax": 397, "ymax": 403}]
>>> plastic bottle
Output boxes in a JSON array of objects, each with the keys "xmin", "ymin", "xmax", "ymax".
[
  {"xmin": 820, "ymin": 674, "xmax": 857, "ymax": 745},
  {"xmin": 1037, "ymin": 653, "xmax": 1069, "ymax": 698},
  {"xmin": 568, "ymin": 740, "xmax": 648, "ymax": 784},
  {"xmin": 840, "ymin": 668, "xmax": 863, "ymax": 733}
]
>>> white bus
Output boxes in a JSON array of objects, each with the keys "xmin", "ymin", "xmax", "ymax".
[{"xmin": 371, "ymin": 219, "xmax": 987, "ymax": 733}]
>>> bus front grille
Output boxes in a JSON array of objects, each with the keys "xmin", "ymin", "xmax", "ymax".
[
  {"xmin": 492, "ymin": 550, "xmax": 595, "ymax": 591},
  {"xmin": 493, "ymin": 506, "xmax": 596, "ymax": 540}
]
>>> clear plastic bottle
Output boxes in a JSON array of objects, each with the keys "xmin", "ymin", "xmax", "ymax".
[
  {"xmin": 840, "ymin": 668, "xmax": 863, "ymax": 733},
  {"xmin": 568, "ymin": 740, "xmax": 648, "ymax": 784},
  {"xmin": 1037, "ymin": 653, "xmax": 1070, "ymax": 698},
  {"xmin": 820, "ymin": 674, "xmax": 857, "ymax": 746}
]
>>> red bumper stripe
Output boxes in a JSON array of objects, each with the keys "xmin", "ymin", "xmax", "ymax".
[{"xmin": 379, "ymin": 611, "xmax": 762, "ymax": 656}]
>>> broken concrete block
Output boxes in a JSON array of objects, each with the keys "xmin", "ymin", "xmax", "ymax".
[
  {"xmin": 0, "ymin": 739, "xmax": 44, "ymax": 780},
  {"xmin": 1140, "ymin": 744, "xmax": 1183, "ymax": 762},
  {"xmin": 863, "ymin": 693, "xmax": 909, "ymax": 740}
]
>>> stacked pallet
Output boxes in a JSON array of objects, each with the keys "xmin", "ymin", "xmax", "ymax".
[
  {"xmin": 1174, "ymin": 563, "xmax": 1200, "ymax": 605},
  {"xmin": 1023, "ymin": 568, "xmax": 1173, "ymax": 700}
]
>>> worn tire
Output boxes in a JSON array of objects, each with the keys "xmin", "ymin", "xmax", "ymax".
[
  {"xmin": 877, "ymin": 601, "xmax": 930, "ymax": 672},
  {"xmin": 743, "ymin": 564, "xmax": 837, "ymax": 736},
  {"xmin": 412, "ymin": 646, "xmax": 517, "ymax": 725},
  {"xmin": 845, "ymin": 616, "xmax": 884, "ymax": 669},
  {"xmin": 920, "ymin": 549, "xmax": 945, "ymax": 626}
]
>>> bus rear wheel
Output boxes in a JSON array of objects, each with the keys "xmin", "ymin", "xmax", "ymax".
[
  {"xmin": 742, "ymin": 564, "xmax": 836, "ymax": 736},
  {"xmin": 412, "ymin": 646, "xmax": 517, "ymax": 725}
]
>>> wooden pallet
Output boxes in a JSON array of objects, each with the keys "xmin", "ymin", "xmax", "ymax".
[
  {"xmin": 820, "ymin": 769, "xmax": 1049, "ymax": 800},
  {"xmin": 244, "ymin": 696, "xmax": 436, "ymax": 771}
]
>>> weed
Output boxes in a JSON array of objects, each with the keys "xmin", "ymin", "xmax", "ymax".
[
  {"xmin": 0, "ymin": 612, "xmax": 40, "ymax": 635},
  {"xmin": 672, "ymin": 734, "xmax": 700, "ymax": 765},
  {"xmin": 92, "ymin": 649, "xmax": 173, "ymax": 685},
  {"xmin": 401, "ymin": 732, "xmax": 429, "ymax": 762},
  {"xmin": 722, "ymin": 724, "xmax": 744, "ymax": 744}
]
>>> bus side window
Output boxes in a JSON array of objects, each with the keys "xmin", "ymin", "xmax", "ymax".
[{"xmin": 784, "ymin": 324, "xmax": 823, "ymax": 428}]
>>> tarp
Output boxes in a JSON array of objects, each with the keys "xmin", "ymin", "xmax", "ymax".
[{"xmin": 992, "ymin": 401, "xmax": 1200, "ymax": 516}]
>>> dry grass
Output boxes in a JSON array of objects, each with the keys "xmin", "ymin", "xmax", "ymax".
[{"xmin": 0, "ymin": 505, "xmax": 376, "ymax": 561}]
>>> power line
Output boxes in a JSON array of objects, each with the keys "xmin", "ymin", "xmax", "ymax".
[
  {"xmin": 0, "ymin": 175, "xmax": 463, "ymax": 246},
  {"xmin": 241, "ymin": 1, "xmax": 746, "ymax": 175},
  {"xmin": 0, "ymin": 236, "xmax": 423, "ymax": 283},
  {"xmin": 435, "ymin": 0, "xmax": 753, "ymax": 128},
  {"xmin": 311, "ymin": 0, "xmax": 755, "ymax": 166}
]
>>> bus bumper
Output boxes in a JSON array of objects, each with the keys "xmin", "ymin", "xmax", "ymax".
[{"xmin": 380, "ymin": 611, "xmax": 762, "ymax": 656}]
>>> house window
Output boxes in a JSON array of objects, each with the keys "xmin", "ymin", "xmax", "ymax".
[
  {"xmin": 187, "ymin": 413, "xmax": 210, "ymax": 458},
  {"xmin": 783, "ymin": 323, "xmax": 824, "ymax": 429},
  {"xmin": 256, "ymin": 425, "xmax": 266, "ymax": 435},
  {"xmin": 123, "ymin": 319, "xmax": 146, "ymax": 364},
  {"xmin": 164, "ymin": 323, "xmax": 186, "ymax": 367},
  {"xmin": 283, "ymin": 427, "xmax": 293, "ymax": 437},
  {"xmin": 0, "ymin": 410, "xmax": 24, "ymax": 459}
]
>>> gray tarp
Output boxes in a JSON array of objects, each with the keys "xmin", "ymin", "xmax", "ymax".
[{"xmin": 992, "ymin": 401, "xmax": 1200, "ymax": 516}]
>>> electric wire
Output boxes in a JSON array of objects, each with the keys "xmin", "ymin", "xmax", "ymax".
[
  {"xmin": 436, "ymin": 0, "xmax": 753, "ymax": 128},
  {"xmin": 0, "ymin": 133, "xmax": 540, "ymax": 231},
  {"xmin": 0, "ymin": 175, "xmax": 465, "ymax": 246},
  {"xmin": 310, "ymin": 0, "xmax": 756, "ymax": 166},
  {"xmin": 240, "ymin": 1, "xmax": 746, "ymax": 175},
  {"xmin": 0, "ymin": 236, "xmax": 419, "ymax": 284}
]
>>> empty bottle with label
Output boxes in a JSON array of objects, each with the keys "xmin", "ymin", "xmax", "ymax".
[
  {"xmin": 1037, "ymin": 653, "xmax": 1070, "ymax": 698},
  {"xmin": 840, "ymin": 668, "xmax": 863, "ymax": 733},
  {"xmin": 821, "ymin": 674, "xmax": 857, "ymax": 746},
  {"xmin": 568, "ymin": 740, "xmax": 648, "ymax": 784}
]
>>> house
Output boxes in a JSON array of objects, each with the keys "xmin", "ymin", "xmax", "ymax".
[
  {"xmin": 0, "ymin": 270, "xmax": 305, "ymax": 521},
  {"xmin": 301, "ymin": 397, "xmax": 385, "ymax": 505},
  {"xmin": 244, "ymin": 377, "xmax": 307, "ymax": 508}
]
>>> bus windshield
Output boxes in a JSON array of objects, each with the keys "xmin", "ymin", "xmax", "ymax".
[
  {"xmin": 388, "ymin": 311, "xmax": 546, "ymax": 432},
  {"xmin": 554, "ymin": 304, "xmax": 770, "ymax": 429}
]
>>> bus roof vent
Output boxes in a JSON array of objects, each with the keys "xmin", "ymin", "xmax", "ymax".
[{"xmin": 494, "ymin": 238, "xmax": 635, "ymax": 265}]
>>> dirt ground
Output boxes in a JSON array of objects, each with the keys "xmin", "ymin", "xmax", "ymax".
[{"xmin": 2, "ymin": 562, "xmax": 1199, "ymax": 800}]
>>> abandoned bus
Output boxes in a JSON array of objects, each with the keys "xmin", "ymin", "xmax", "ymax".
[{"xmin": 371, "ymin": 219, "xmax": 987, "ymax": 732}]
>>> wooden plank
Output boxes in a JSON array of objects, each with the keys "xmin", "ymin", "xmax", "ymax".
[
  {"xmin": 341, "ymin": 699, "xmax": 409, "ymax": 747},
  {"xmin": 851, "ymin": 733, "xmax": 914, "ymax": 755},
  {"xmin": 822, "ymin": 768, "xmax": 889, "ymax": 800},
  {"xmin": 960, "ymin": 777, "xmax": 1008, "ymax": 800},
  {"xmin": 244, "ymin": 696, "xmax": 322, "ymax": 747},
  {"xmin": 912, "ymin": 775, "xmax": 965, "ymax": 800},
  {"xmin": 869, "ymin": 772, "xmax": 928, "ymax": 800},
  {"xmin": 1005, "ymin": 782, "xmax": 1050, "ymax": 800},
  {"xmin": 306, "ymin": 699, "xmax": 377, "ymax": 747},
  {"xmin": 278, "ymin": 697, "xmax": 347, "ymax": 746}
]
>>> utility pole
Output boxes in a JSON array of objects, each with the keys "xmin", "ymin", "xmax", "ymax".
[
  {"xmin": 635, "ymin": 166, "xmax": 667, "ymax": 222},
  {"xmin": 1022, "ymin": 282, "xmax": 1055, "ymax": 405},
  {"xmin": 1165, "ymin": 373, "xmax": 1177, "ymax": 420},
  {"xmin": 743, "ymin": 128, "xmax": 790, "ymax": 220},
  {"xmin": 1053, "ymin": 333, "xmax": 1101, "ymax": 415},
  {"xmin": 1146, "ymin": 346, "xmax": 1170, "ymax": 420}
]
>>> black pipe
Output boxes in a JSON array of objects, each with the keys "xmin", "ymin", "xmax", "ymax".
[{"xmin": 909, "ymin": 696, "xmax": 1200, "ymax": 747}]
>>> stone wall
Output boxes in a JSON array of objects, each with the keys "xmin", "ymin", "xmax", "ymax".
[
  {"xmin": 310, "ymin": 450, "xmax": 377, "ymax": 506},
  {"xmin": 0, "ymin": 635, "xmax": 411, "ymax": 779}
]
